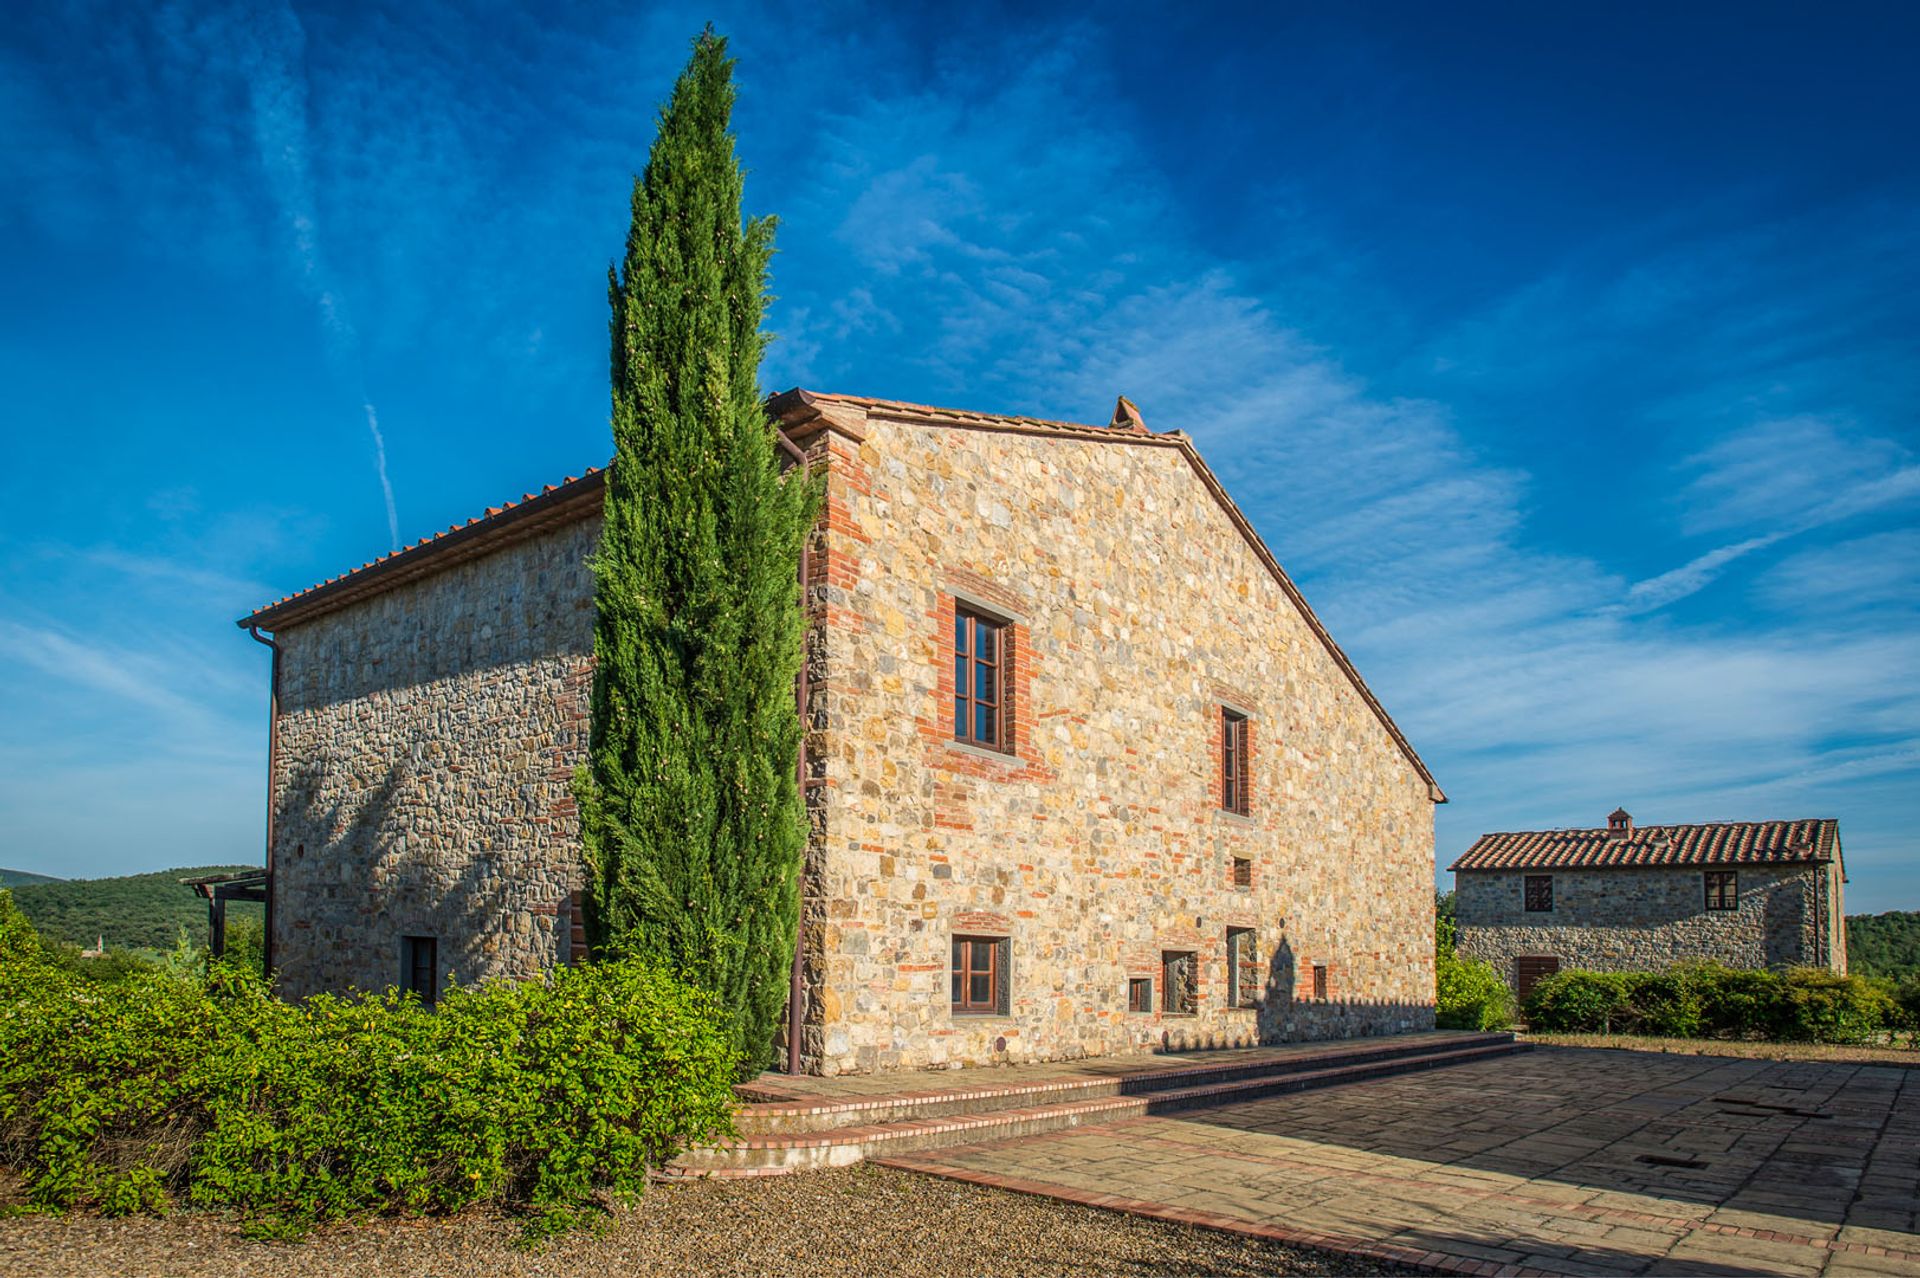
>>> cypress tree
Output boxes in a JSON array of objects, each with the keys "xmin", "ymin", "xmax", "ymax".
[{"xmin": 578, "ymin": 29, "xmax": 818, "ymax": 1075}]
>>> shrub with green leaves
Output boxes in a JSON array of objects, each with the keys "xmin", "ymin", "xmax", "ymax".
[
  {"xmin": 1436, "ymin": 947, "xmax": 1513, "ymax": 1030},
  {"xmin": 1523, "ymin": 970, "xmax": 1637, "ymax": 1033},
  {"xmin": 1774, "ymin": 967, "xmax": 1896, "ymax": 1045},
  {"xmin": 0, "ymin": 889, "xmax": 736, "ymax": 1237}
]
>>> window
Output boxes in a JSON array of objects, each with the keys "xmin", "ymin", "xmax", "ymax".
[
  {"xmin": 401, "ymin": 935, "xmax": 438, "ymax": 1008},
  {"xmin": 953, "ymin": 608, "xmax": 1006, "ymax": 750},
  {"xmin": 1524, "ymin": 874, "xmax": 1554, "ymax": 913},
  {"xmin": 1227, "ymin": 928, "xmax": 1257, "ymax": 1007},
  {"xmin": 1311, "ymin": 962, "xmax": 1329, "ymax": 1001},
  {"xmin": 1127, "ymin": 977, "xmax": 1154, "ymax": 1013},
  {"xmin": 1232, "ymin": 856, "xmax": 1253, "ymax": 889},
  {"xmin": 951, "ymin": 935, "xmax": 1008, "ymax": 1015},
  {"xmin": 1705, "ymin": 871, "xmax": 1738, "ymax": 911},
  {"xmin": 1161, "ymin": 950, "xmax": 1197, "ymax": 1014},
  {"xmin": 1221, "ymin": 708, "xmax": 1249, "ymax": 814}
]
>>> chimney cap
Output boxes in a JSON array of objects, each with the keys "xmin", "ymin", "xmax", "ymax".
[{"xmin": 1109, "ymin": 396, "xmax": 1148, "ymax": 434}]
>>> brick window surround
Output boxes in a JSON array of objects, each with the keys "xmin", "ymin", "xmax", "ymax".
[
  {"xmin": 1127, "ymin": 977, "xmax": 1154, "ymax": 1013},
  {"xmin": 1524, "ymin": 874, "xmax": 1554, "ymax": 913},
  {"xmin": 1704, "ymin": 870, "xmax": 1738, "ymax": 912},
  {"xmin": 1220, "ymin": 707, "xmax": 1250, "ymax": 815},
  {"xmin": 401, "ymin": 935, "xmax": 438, "ymax": 1008},
  {"xmin": 1227, "ymin": 927, "xmax": 1258, "ymax": 1008},
  {"xmin": 1161, "ymin": 950, "xmax": 1198, "ymax": 1015},
  {"xmin": 951, "ymin": 935, "xmax": 1010, "ymax": 1015}
]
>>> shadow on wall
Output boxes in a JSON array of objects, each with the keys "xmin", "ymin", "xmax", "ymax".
[{"xmin": 274, "ymin": 755, "xmax": 537, "ymax": 997}]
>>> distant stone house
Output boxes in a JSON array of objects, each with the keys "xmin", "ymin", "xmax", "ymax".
[
  {"xmin": 239, "ymin": 390, "xmax": 1445, "ymax": 1075},
  {"xmin": 1451, "ymin": 809, "xmax": 1847, "ymax": 1001}
]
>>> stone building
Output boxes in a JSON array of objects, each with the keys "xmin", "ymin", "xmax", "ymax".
[
  {"xmin": 1451, "ymin": 809, "xmax": 1846, "ymax": 1001},
  {"xmin": 240, "ymin": 390, "xmax": 1444, "ymax": 1075}
]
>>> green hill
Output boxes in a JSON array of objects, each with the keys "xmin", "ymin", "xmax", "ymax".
[
  {"xmin": 9, "ymin": 865, "xmax": 261, "ymax": 952},
  {"xmin": 0, "ymin": 868, "xmax": 62, "ymax": 888},
  {"xmin": 1849, "ymin": 911, "xmax": 1920, "ymax": 980}
]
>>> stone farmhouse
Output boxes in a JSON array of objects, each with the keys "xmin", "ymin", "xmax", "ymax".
[
  {"xmin": 1452, "ymin": 809, "xmax": 1847, "ymax": 1002},
  {"xmin": 239, "ymin": 390, "xmax": 1445, "ymax": 1076}
]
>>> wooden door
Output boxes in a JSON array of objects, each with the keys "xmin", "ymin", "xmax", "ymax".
[{"xmin": 1516, "ymin": 955, "xmax": 1561, "ymax": 1003}]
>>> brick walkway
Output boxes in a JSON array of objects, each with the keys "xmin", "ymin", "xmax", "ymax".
[{"xmin": 880, "ymin": 1046, "xmax": 1919, "ymax": 1277}]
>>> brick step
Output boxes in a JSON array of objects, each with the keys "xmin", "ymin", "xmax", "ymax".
[
  {"xmin": 732, "ymin": 1031, "xmax": 1517, "ymax": 1135},
  {"xmin": 664, "ymin": 1036, "xmax": 1528, "ymax": 1178}
]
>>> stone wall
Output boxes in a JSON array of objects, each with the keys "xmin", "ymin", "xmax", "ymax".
[
  {"xmin": 798, "ymin": 412, "xmax": 1438, "ymax": 1075},
  {"xmin": 269, "ymin": 518, "xmax": 598, "ymax": 998},
  {"xmin": 1454, "ymin": 862, "xmax": 1841, "ymax": 987}
]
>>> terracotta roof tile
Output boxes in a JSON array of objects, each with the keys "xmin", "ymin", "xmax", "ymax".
[{"xmin": 1450, "ymin": 818, "xmax": 1840, "ymax": 872}]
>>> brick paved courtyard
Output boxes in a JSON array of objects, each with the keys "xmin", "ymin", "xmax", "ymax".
[{"xmin": 881, "ymin": 1047, "xmax": 1919, "ymax": 1276}]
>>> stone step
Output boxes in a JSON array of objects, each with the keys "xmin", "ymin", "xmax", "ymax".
[
  {"xmin": 732, "ymin": 1031, "xmax": 1517, "ymax": 1135},
  {"xmin": 665, "ymin": 1036, "xmax": 1528, "ymax": 1178}
]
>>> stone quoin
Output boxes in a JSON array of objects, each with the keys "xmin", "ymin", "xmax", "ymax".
[{"xmin": 241, "ymin": 391, "xmax": 1445, "ymax": 1075}]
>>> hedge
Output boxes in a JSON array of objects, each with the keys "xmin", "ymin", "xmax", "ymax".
[
  {"xmin": 1523, "ymin": 961, "xmax": 1910, "ymax": 1045},
  {"xmin": 0, "ymin": 890, "xmax": 737, "ymax": 1237}
]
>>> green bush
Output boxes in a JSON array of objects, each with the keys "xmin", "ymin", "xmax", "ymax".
[
  {"xmin": 1774, "ymin": 967, "xmax": 1896, "ymax": 1045},
  {"xmin": 1521, "ymin": 959, "xmax": 1907, "ymax": 1046},
  {"xmin": 1628, "ymin": 970, "xmax": 1704, "ymax": 1038},
  {"xmin": 1524, "ymin": 970, "xmax": 1636, "ymax": 1032},
  {"xmin": 1681, "ymin": 963, "xmax": 1782, "ymax": 1038},
  {"xmin": 0, "ymin": 890, "xmax": 737, "ymax": 1237},
  {"xmin": 1893, "ymin": 977, "xmax": 1920, "ymax": 1035},
  {"xmin": 1435, "ymin": 948, "xmax": 1512, "ymax": 1030}
]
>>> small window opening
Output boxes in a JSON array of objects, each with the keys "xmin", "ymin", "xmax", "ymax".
[
  {"xmin": 1524, "ymin": 874, "xmax": 1554, "ymax": 913},
  {"xmin": 1127, "ymin": 977, "xmax": 1153, "ymax": 1013},
  {"xmin": 1227, "ymin": 927, "xmax": 1258, "ymax": 1008},
  {"xmin": 951, "ymin": 935, "xmax": 1008, "ymax": 1015},
  {"xmin": 1311, "ymin": 962, "xmax": 1329, "ymax": 1001},
  {"xmin": 1161, "ymin": 950, "xmax": 1197, "ymax": 1015},
  {"xmin": 1232, "ymin": 857, "xmax": 1253, "ymax": 889},
  {"xmin": 1705, "ymin": 870, "xmax": 1738, "ymax": 911},
  {"xmin": 401, "ymin": 935, "xmax": 438, "ymax": 1008}
]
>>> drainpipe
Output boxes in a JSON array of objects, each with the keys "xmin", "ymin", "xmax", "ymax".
[
  {"xmin": 776, "ymin": 427, "xmax": 811, "ymax": 1075},
  {"xmin": 247, "ymin": 624, "xmax": 279, "ymax": 980}
]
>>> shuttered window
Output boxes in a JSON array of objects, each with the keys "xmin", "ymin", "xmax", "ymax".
[{"xmin": 1221, "ymin": 709, "xmax": 1249, "ymax": 814}]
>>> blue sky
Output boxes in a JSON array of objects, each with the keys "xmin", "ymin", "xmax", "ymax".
[{"xmin": 2, "ymin": 1, "xmax": 1916, "ymax": 909}]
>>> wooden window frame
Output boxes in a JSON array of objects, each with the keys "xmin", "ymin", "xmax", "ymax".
[
  {"xmin": 1220, "ymin": 707, "xmax": 1250, "ymax": 815},
  {"xmin": 951, "ymin": 934, "xmax": 1009, "ymax": 1016},
  {"xmin": 1311, "ymin": 962, "xmax": 1329, "ymax": 1001},
  {"xmin": 1523, "ymin": 874, "xmax": 1554, "ymax": 913},
  {"xmin": 1227, "ymin": 927, "xmax": 1258, "ymax": 1008},
  {"xmin": 1704, "ymin": 870, "xmax": 1738, "ymax": 912},
  {"xmin": 1127, "ymin": 977, "xmax": 1154, "ymax": 1014},
  {"xmin": 1161, "ymin": 950, "xmax": 1198, "ymax": 1015},
  {"xmin": 953, "ymin": 607, "xmax": 1009, "ymax": 752},
  {"xmin": 401, "ymin": 935, "xmax": 438, "ymax": 1008}
]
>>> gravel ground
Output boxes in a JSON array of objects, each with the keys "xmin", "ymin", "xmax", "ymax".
[
  {"xmin": 1521, "ymin": 1031, "xmax": 1920, "ymax": 1066},
  {"xmin": 0, "ymin": 1164, "xmax": 1417, "ymax": 1277}
]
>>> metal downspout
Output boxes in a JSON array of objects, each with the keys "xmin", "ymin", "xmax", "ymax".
[
  {"xmin": 777, "ymin": 427, "xmax": 811, "ymax": 1074},
  {"xmin": 246, "ymin": 625, "xmax": 279, "ymax": 980}
]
